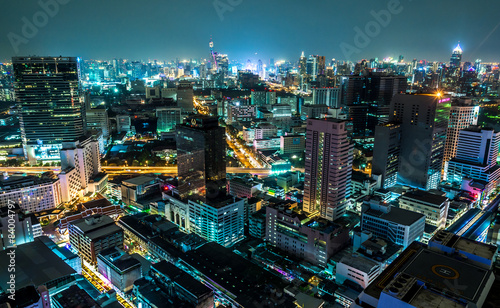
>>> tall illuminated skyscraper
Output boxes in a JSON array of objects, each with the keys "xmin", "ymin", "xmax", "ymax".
[
  {"xmin": 450, "ymin": 43, "xmax": 463, "ymax": 69},
  {"xmin": 176, "ymin": 115, "xmax": 226, "ymax": 202},
  {"xmin": 390, "ymin": 94, "xmax": 451, "ymax": 190},
  {"xmin": 443, "ymin": 99, "xmax": 479, "ymax": 174},
  {"xmin": 13, "ymin": 57, "xmax": 84, "ymax": 163},
  {"xmin": 303, "ymin": 118, "xmax": 353, "ymax": 221}
]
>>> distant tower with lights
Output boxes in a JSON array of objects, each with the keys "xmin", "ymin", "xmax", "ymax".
[
  {"xmin": 209, "ymin": 37, "xmax": 218, "ymax": 71},
  {"xmin": 450, "ymin": 43, "xmax": 463, "ymax": 70}
]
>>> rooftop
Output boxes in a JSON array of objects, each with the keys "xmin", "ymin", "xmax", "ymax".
[
  {"xmin": 122, "ymin": 175, "xmax": 156, "ymax": 186},
  {"xmin": 340, "ymin": 254, "xmax": 380, "ymax": 273},
  {"xmin": 400, "ymin": 190, "xmax": 448, "ymax": 206},
  {"xmin": 180, "ymin": 242, "xmax": 286, "ymax": 307},
  {"xmin": 364, "ymin": 206, "xmax": 425, "ymax": 226},
  {"xmin": 0, "ymin": 238, "xmax": 76, "ymax": 291}
]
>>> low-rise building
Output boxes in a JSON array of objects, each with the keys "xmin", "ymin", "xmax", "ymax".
[
  {"xmin": 265, "ymin": 201, "xmax": 350, "ymax": 267},
  {"xmin": 188, "ymin": 195, "xmax": 245, "ymax": 247},
  {"xmin": 0, "ymin": 175, "xmax": 62, "ymax": 213},
  {"xmin": 361, "ymin": 197, "xmax": 425, "ymax": 248},
  {"xmin": 399, "ymin": 189, "xmax": 449, "ymax": 229},
  {"xmin": 97, "ymin": 247, "xmax": 142, "ymax": 292},
  {"xmin": 336, "ymin": 254, "xmax": 382, "ymax": 289},
  {"xmin": 68, "ymin": 214, "xmax": 124, "ymax": 264}
]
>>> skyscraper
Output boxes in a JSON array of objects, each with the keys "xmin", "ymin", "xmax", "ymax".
[
  {"xmin": 312, "ymin": 87, "xmax": 341, "ymax": 108},
  {"xmin": 176, "ymin": 81, "xmax": 194, "ymax": 113},
  {"xmin": 390, "ymin": 94, "xmax": 451, "ymax": 190},
  {"xmin": 304, "ymin": 118, "xmax": 353, "ymax": 221},
  {"xmin": 372, "ymin": 122, "xmax": 402, "ymax": 189},
  {"xmin": 450, "ymin": 43, "xmax": 463, "ymax": 70},
  {"xmin": 13, "ymin": 57, "xmax": 84, "ymax": 163},
  {"xmin": 443, "ymin": 99, "xmax": 480, "ymax": 171},
  {"xmin": 176, "ymin": 115, "xmax": 226, "ymax": 202},
  {"xmin": 298, "ymin": 52, "xmax": 307, "ymax": 76}
]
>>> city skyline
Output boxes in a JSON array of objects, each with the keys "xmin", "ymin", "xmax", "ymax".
[{"xmin": 0, "ymin": 0, "xmax": 500, "ymax": 63}]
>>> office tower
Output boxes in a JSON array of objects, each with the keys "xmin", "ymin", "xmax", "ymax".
[
  {"xmin": 85, "ymin": 107, "xmax": 109, "ymax": 140},
  {"xmin": 443, "ymin": 99, "xmax": 479, "ymax": 167},
  {"xmin": 341, "ymin": 73, "xmax": 407, "ymax": 107},
  {"xmin": 312, "ymin": 87, "xmax": 341, "ymax": 108},
  {"xmin": 390, "ymin": 94, "xmax": 451, "ymax": 190},
  {"xmin": 304, "ymin": 118, "xmax": 353, "ymax": 221},
  {"xmin": 265, "ymin": 201, "xmax": 349, "ymax": 267},
  {"xmin": 361, "ymin": 197, "xmax": 425, "ymax": 248},
  {"xmin": 372, "ymin": 122, "xmax": 402, "ymax": 188},
  {"xmin": 13, "ymin": 57, "xmax": 84, "ymax": 163},
  {"xmin": 176, "ymin": 81, "xmax": 194, "ymax": 113},
  {"xmin": 0, "ymin": 174, "xmax": 62, "ymax": 213},
  {"xmin": 176, "ymin": 115, "xmax": 226, "ymax": 202},
  {"xmin": 366, "ymin": 73, "xmax": 407, "ymax": 105},
  {"xmin": 68, "ymin": 214, "xmax": 123, "ymax": 264},
  {"xmin": 446, "ymin": 126, "xmax": 500, "ymax": 197},
  {"xmin": 399, "ymin": 190, "xmax": 449, "ymax": 229},
  {"xmin": 298, "ymin": 52, "xmax": 307, "ymax": 76},
  {"xmin": 58, "ymin": 136, "xmax": 103, "ymax": 202},
  {"xmin": 0, "ymin": 204, "xmax": 41, "ymax": 249},
  {"xmin": 341, "ymin": 76, "xmax": 367, "ymax": 106},
  {"xmin": 188, "ymin": 196, "xmax": 244, "ymax": 247},
  {"xmin": 450, "ymin": 43, "xmax": 463, "ymax": 70},
  {"xmin": 156, "ymin": 107, "xmax": 182, "ymax": 133}
]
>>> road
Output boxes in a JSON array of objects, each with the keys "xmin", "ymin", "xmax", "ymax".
[{"xmin": 0, "ymin": 166, "xmax": 274, "ymax": 175}]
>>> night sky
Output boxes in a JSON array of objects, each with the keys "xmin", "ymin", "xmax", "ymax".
[{"xmin": 0, "ymin": 0, "xmax": 499, "ymax": 63}]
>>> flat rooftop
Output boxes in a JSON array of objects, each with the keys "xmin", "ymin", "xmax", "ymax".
[
  {"xmin": 364, "ymin": 206, "xmax": 425, "ymax": 226},
  {"xmin": 181, "ymin": 242, "xmax": 286, "ymax": 307},
  {"xmin": 0, "ymin": 238, "xmax": 76, "ymax": 291},
  {"xmin": 340, "ymin": 254, "xmax": 380, "ymax": 273},
  {"xmin": 400, "ymin": 190, "xmax": 448, "ymax": 206},
  {"xmin": 400, "ymin": 248, "xmax": 491, "ymax": 301},
  {"xmin": 122, "ymin": 175, "xmax": 156, "ymax": 186}
]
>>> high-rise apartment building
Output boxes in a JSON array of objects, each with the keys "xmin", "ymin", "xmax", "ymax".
[
  {"xmin": 176, "ymin": 115, "xmax": 226, "ymax": 202},
  {"xmin": 58, "ymin": 136, "xmax": 104, "ymax": 202},
  {"xmin": 390, "ymin": 94, "xmax": 451, "ymax": 190},
  {"xmin": 443, "ymin": 99, "xmax": 480, "ymax": 168},
  {"xmin": 304, "ymin": 118, "xmax": 353, "ymax": 221},
  {"xmin": 13, "ymin": 57, "xmax": 84, "ymax": 163}
]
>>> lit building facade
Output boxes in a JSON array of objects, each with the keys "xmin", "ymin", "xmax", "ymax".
[
  {"xmin": 13, "ymin": 56, "xmax": 84, "ymax": 163},
  {"xmin": 304, "ymin": 118, "xmax": 353, "ymax": 221}
]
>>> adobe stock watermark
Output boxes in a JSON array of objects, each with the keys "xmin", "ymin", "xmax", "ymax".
[
  {"xmin": 7, "ymin": 0, "xmax": 72, "ymax": 54},
  {"xmin": 340, "ymin": 0, "xmax": 411, "ymax": 60},
  {"xmin": 213, "ymin": 0, "xmax": 242, "ymax": 21},
  {"xmin": 6, "ymin": 200, "xmax": 17, "ymax": 301}
]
